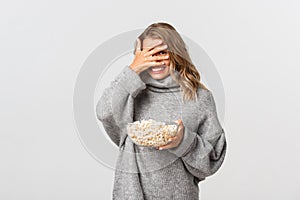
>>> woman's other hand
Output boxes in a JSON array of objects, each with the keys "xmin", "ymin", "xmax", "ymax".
[
  {"xmin": 129, "ymin": 38, "xmax": 169, "ymax": 74},
  {"xmin": 157, "ymin": 119, "xmax": 184, "ymax": 150}
]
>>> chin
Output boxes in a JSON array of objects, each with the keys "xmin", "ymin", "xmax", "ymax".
[{"xmin": 149, "ymin": 73, "xmax": 170, "ymax": 80}]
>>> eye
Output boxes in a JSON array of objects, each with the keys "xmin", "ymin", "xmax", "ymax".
[{"xmin": 158, "ymin": 51, "xmax": 166, "ymax": 55}]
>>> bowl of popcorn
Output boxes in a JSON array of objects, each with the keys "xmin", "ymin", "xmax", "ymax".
[{"xmin": 127, "ymin": 119, "xmax": 179, "ymax": 147}]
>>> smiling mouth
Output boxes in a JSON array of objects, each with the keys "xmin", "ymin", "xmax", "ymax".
[
  {"xmin": 151, "ymin": 66, "xmax": 165, "ymax": 71},
  {"xmin": 149, "ymin": 66, "xmax": 166, "ymax": 73}
]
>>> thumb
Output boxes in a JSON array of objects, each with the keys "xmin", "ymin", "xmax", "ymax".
[{"xmin": 174, "ymin": 119, "xmax": 182, "ymax": 125}]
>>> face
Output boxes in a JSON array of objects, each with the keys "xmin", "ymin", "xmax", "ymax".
[{"xmin": 142, "ymin": 37, "xmax": 171, "ymax": 80}]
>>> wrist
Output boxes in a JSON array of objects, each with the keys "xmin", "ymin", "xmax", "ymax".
[{"xmin": 129, "ymin": 64, "xmax": 141, "ymax": 74}]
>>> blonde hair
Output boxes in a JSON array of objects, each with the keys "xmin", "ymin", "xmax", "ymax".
[{"xmin": 134, "ymin": 22, "xmax": 208, "ymax": 102}]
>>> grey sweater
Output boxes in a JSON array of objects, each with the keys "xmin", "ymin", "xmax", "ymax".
[{"xmin": 96, "ymin": 65, "xmax": 227, "ymax": 200}]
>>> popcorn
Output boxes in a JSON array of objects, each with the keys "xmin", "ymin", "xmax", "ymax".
[{"xmin": 127, "ymin": 119, "xmax": 178, "ymax": 147}]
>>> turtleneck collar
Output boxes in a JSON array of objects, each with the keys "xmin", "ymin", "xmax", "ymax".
[{"xmin": 139, "ymin": 69, "xmax": 181, "ymax": 93}]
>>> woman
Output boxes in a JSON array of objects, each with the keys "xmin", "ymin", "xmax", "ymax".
[{"xmin": 96, "ymin": 22, "xmax": 227, "ymax": 200}]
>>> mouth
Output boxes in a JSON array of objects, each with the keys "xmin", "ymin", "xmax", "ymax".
[{"xmin": 149, "ymin": 66, "xmax": 166, "ymax": 74}]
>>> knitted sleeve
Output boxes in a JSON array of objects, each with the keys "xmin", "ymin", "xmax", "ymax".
[
  {"xmin": 167, "ymin": 90, "xmax": 227, "ymax": 181},
  {"xmin": 95, "ymin": 65, "xmax": 146, "ymax": 148}
]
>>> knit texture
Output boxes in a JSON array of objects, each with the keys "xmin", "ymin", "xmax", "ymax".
[{"xmin": 96, "ymin": 65, "xmax": 227, "ymax": 200}]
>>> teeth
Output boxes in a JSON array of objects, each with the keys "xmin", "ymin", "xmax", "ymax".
[{"xmin": 152, "ymin": 67, "xmax": 165, "ymax": 72}]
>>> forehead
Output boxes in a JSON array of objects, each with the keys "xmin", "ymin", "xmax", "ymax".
[{"xmin": 142, "ymin": 37, "xmax": 165, "ymax": 48}]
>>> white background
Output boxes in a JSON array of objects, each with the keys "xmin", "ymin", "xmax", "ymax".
[{"xmin": 1, "ymin": 0, "xmax": 300, "ymax": 199}]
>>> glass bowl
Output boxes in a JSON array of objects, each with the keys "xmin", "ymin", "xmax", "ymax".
[{"xmin": 127, "ymin": 119, "xmax": 179, "ymax": 147}]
